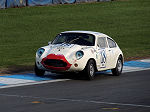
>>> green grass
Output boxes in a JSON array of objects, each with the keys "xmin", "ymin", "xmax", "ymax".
[{"xmin": 0, "ymin": 0, "xmax": 150, "ymax": 68}]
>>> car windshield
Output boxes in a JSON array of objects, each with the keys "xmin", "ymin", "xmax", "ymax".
[{"xmin": 52, "ymin": 33, "xmax": 95, "ymax": 46}]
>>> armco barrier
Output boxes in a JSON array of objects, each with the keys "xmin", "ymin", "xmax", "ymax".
[
  {"xmin": 6, "ymin": 0, "xmax": 26, "ymax": 8},
  {"xmin": 62, "ymin": 0, "xmax": 76, "ymax": 4},
  {"xmin": 53, "ymin": 0, "xmax": 75, "ymax": 4},
  {"xmin": 98, "ymin": 0, "xmax": 111, "ymax": 1},
  {"xmin": 28, "ymin": 0, "xmax": 52, "ymax": 6},
  {"xmin": 53, "ymin": 0, "xmax": 62, "ymax": 4},
  {"xmin": 0, "ymin": 0, "xmax": 6, "ymax": 9},
  {"xmin": 76, "ymin": 0, "xmax": 110, "ymax": 3},
  {"xmin": 0, "ymin": 0, "xmax": 111, "ymax": 9},
  {"xmin": 76, "ymin": 0, "xmax": 97, "ymax": 3}
]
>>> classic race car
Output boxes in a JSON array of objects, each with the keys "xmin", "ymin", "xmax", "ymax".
[{"xmin": 35, "ymin": 31, "xmax": 124, "ymax": 80}]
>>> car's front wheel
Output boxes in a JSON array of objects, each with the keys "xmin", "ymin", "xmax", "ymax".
[
  {"xmin": 34, "ymin": 63, "xmax": 45, "ymax": 76},
  {"xmin": 83, "ymin": 60, "xmax": 96, "ymax": 80},
  {"xmin": 111, "ymin": 57, "xmax": 123, "ymax": 76}
]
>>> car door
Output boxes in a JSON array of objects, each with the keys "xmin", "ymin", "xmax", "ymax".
[
  {"xmin": 106, "ymin": 37, "xmax": 118, "ymax": 69},
  {"xmin": 96, "ymin": 37, "xmax": 109, "ymax": 70}
]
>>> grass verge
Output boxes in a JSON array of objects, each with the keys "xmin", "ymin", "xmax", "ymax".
[{"xmin": 0, "ymin": 0, "xmax": 150, "ymax": 70}]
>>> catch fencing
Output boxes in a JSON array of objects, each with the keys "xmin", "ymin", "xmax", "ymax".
[{"xmin": 0, "ymin": 0, "xmax": 111, "ymax": 9}]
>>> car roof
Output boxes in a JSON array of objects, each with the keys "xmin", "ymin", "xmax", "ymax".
[{"xmin": 61, "ymin": 31, "xmax": 108, "ymax": 37}]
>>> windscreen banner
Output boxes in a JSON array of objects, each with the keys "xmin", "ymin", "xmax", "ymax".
[
  {"xmin": 28, "ymin": 0, "xmax": 52, "ymax": 6},
  {"xmin": 6, "ymin": 0, "xmax": 26, "ymax": 8},
  {"xmin": 0, "ymin": 0, "xmax": 6, "ymax": 9}
]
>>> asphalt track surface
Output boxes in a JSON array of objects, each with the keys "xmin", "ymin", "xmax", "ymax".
[{"xmin": 0, "ymin": 70, "xmax": 150, "ymax": 112}]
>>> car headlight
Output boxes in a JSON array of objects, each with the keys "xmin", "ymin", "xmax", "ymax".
[
  {"xmin": 37, "ymin": 48, "xmax": 45, "ymax": 58},
  {"xmin": 76, "ymin": 51, "xmax": 84, "ymax": 60}
]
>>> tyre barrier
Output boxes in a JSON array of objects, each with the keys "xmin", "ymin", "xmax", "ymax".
[
  {"xmin": 0, "ymin": 0, "xmax": 6, "ymax": 9},
  {"xmin": 7, "ymin": 0, "xmax": 26, "ymax": 8},
  {"xmin": 0, "ymin": 0, "xmax": 111, "ymax": 9}
]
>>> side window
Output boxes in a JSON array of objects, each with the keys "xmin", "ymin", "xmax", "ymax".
[
  {"xmin": 107, "ymin": 38, "xmax": 117, "ymax": 48},
  {"xmin": 97, "ymin": 37, "xmax": 107, "ymax": 48}
]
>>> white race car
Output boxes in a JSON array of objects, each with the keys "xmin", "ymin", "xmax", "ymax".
[{"xmin": 35, "ymin": 31, "xmax": 124, "ymax": 80}]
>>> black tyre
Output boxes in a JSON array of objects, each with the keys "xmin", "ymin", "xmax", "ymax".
[
  {"xmin": 34, "ymin": 63, "xmax": 45, "ymax": 76},
  {"xmin": 111, "ymin": 57, "xmax": 123, "ymax": 76},
  {"xmin": 83, "ymin": 60, "xmax": 96, "ymax": 80}
]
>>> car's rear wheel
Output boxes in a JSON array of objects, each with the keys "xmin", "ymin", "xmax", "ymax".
[
  {"xmin": 83, "ymin": 60, "xmax": 96, "ymax": 80},
  {"xmin": 34, "ymin": 63, "xmax": 45, "ymax": 76},
  {"xmin": 111, "ymin": 57, "xmax": 123, "ymax": 76}
]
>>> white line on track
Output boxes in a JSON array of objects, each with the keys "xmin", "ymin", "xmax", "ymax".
[
  {"xmin": 1, "ymin": 68, "xmax": 150, "ymax": 89},
  {"xmin": 0, "ymin": 93, "xmax": 150, "ymax": 108},
  {"xmin": 122, "ymin": 66, "xmax": 150, "ymax": 73},
  {"xmin": 0, "ymin": 59, "xmax": 150, "ymax": 89},
  {"xmin": 0, "ymin": 79, "xmax": 70, "ymax": 89},
  {"xmin": 0, "ymin": 77, "xmax": 36, "ymax": 84},
  {"xmin": 140, "ymin": 59, "xmax": 150, "ymax": 63}
]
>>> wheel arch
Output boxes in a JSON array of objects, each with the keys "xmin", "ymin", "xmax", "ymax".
[
  {"xmin": 118, "ymin": 54, "xmax": 124, "ymax": 64},
  {"xmin": 86, "ymin": 58, "xmax": 98, "ymax": 72},
  {"xmin": 111, "ymin": 54, "xmax": 124, "ymax": 76},
  {"xmin": 113, "ymin": 54, "xmax": 124, "ymax": 69}
]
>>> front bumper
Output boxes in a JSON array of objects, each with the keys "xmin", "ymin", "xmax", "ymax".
[{"xmin": 41, "ymin": 54, "xmax": 72, "ymax": 71}]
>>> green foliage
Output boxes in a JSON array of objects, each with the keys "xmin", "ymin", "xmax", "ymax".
[{"xmin": 0, "ymin": 0, "xmax": 150, "ymax": 68}]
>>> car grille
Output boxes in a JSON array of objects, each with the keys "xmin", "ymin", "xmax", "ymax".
[{"xmin": 43, "ymin": 59, "xmax": 67, "ymax": 67}]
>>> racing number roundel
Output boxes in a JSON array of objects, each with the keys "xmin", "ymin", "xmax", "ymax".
[{"xmin": 100, "ymin": 50, "xmax": 106, "ymax": 68}]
